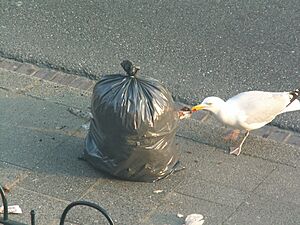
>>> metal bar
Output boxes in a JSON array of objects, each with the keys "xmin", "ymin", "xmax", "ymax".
[
  {"xmin": 1, "ymin": 184, "xmax": 114, "ymax": 225},
  {"xmin": 0, "ymin": 186, "xmax": 9, "ymax": 221},
  {"xmin": 0, "ymin": 185, "xmax": 28, "ymax": 225},
  {"xmin": 59, "ymin": 201, "xmax": 114, "ymax": 225},
  {"xmin": 30, "ymin": 210, "xmax": 35, "ymax": 225}
]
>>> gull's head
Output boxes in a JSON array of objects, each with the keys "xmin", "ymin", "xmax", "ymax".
[{"xmin": 191, "ymin": 97, "xmax": 225, "ymax": 114}]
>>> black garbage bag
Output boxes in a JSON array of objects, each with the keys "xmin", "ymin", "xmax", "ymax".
[{"xmin": 84, "ymin": 60, "xmax": 180, "ymax": 182}]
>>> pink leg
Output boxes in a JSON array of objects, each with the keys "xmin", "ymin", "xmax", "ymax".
[{"xmin": 230, "ymin": 131, "xmax": 250, "ymax": 156}]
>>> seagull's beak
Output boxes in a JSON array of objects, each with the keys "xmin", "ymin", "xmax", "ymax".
[{"xmin": 191, "ymin": 104, "xmax": 206, "ymax": 112}]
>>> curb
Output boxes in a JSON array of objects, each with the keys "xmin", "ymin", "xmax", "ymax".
[
  {"xmin": 0, "ymin": 57, "xmax": 96, "ymax": 93},
  {"xmin": 1, "ymin": 57, "xmax": 300, "ymax": 150}
]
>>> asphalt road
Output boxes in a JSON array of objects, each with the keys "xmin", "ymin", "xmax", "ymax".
[{"xmin": 0, "ymin": 0, "xmax": 299, "ymax": 130}]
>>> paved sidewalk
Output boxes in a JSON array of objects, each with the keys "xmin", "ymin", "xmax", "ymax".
[{"xmin": 0, "ymin": 59, "xmax": 300, "ymax": 225}]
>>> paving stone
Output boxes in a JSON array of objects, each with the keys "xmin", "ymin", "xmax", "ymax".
[
  {"xmin": 176, "ymin": 136, "xmax": 277, "ymax": 192},
  {"xmin": 0, "ymin": 68, "xmax": 40, "ymax": 91},
  {"xmin": 286, "ymin": 133, "xmax": 300, "ymax": 146},
  {"xmin": 246, "ymin": 136, "xmax": 300, "ymax": 168},
  {"xmin": 224, "ymin": 194, "xmax": 300, "ymax": 225},
  {"xmin": 32, "ymin": 68, "xmax": 57, "ymax": 80},
  {"xmin": 254, "ymin": 165, "xmax": 300, "ymax": 205},
  {"xmin": 0, "ymin": 161, "xmax": 30, "ymax": 189},
  {"xmin": 0, "ymin": 59, "xmax": 22, "ymax": 71},
  {"xmin": 178, "ymin": 118, "xmax": 300, "ymax": 167},
  {"xmin": 0, "ymin": 91, "xmax": 19, "ymax": 125},
  {"xmin": 3, "ymin": 187, "xmax": 68, "ymax": 225},
  {"xmin": 87, "ymin": 84, "xmax": 95, "ymax": 92},
  {"xmin": 48, "ymin": 206, "xmax": 113, "ymax": 225},
  {"xmin": 190, "ymin": 110, "xmax": 209, "ymax": 122},
  {"xmin": 0, "ymin": 87, "xmax": 14, "ymax": 97},
  {"xmin": 91, "ymin": 167, "xmax": 185, "ymax": 200},
  {"xmin": 67, "ymin": 183, "xmax": 160, "ymax": 225},
  {"xmin": 267, "ymin": 128, "xmax": 290, "ymax": 142},
  {"xmin": 22, "ymin": 77, "xmax": 92, "ymax": 110},
  {"xmin": 251, "ymin": 126, "xmax": 273, "ymax": 138},
  {"xmin": 19, "ymin": 136, "xmax": 100, "ymax": 201},
  {"xmin": 177, "ymin": 118, "xmax": 233, "ymax": 151},
  {"xmin": 69, "ymin": 77, "xmax": 95, "ymax": 90},
  {"xmin": 144, "ymin": 192, "xmax": 234, "ymax": 225},
  {"xmin": 51, "ymin": 72, "xmax": 77, "ymax": 85},
  {"xmin": 175, "ymin": 177, "xmax": 248, "ymax": 207},
  {"xmin": 16, "ymin": 63, "xmax": 39, "ymax": 75},
  {"xmin": 0, "ymin": 126, "xmax": 66, "ymax": 169},
  {"xmin": 4, "ymin": 96, "xmax": 86, "ymax": 132}
]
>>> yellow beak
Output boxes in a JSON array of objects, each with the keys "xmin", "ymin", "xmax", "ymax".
[{"xmin": 191, "ymin": 104, "xmax": 206, "ymax": 112}]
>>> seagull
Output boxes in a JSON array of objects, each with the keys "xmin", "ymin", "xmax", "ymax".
[{"xmin": 191, "ymin": 89, "xmax": 300, "ymax": 156}]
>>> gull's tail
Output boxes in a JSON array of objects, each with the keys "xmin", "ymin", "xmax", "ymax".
[{"xmin": 283, "ymin": 89, "xmax": 300, "ymax": 113}]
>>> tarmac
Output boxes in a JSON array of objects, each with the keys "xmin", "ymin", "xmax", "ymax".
[{"xmin": 0, "ymin": 57, "xmax": 300, "ymax": 225}]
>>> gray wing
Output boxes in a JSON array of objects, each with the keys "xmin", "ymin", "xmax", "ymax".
[{"xmin": 227, "ymin": 91, "xmax": 291, "ymax": 125}]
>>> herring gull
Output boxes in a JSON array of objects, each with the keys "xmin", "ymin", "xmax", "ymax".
[{"xmin": 191, "ymin": 89, "xmax": 300, "ymax": 156}]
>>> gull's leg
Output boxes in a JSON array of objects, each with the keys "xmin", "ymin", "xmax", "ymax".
[
  {"xmin": 224, "ymin": 129, "xmax": 240, "ymax": 141},
  {"xmin": 230, "ymin": 131, "xmax": 250, "ymax": 156}
]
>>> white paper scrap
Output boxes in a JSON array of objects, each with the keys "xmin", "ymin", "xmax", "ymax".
[{"xmin": 0, "ymin": 205, "xmax": 22, "ymax": 214}]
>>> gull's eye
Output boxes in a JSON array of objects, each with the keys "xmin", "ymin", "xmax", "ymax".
[{"xmin": 206, "ymin": 102, "xmax": 212, "ymax": 106}]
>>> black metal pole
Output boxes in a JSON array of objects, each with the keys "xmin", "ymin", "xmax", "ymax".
[
  {"xmin": 2, "ymin": 184, "xmax": 114, "ymax": 225},
  {"xmin": 0, "ymin": 186, "xmax": 9, "ymax": 221},
  {"xmin": 30, "ymin": 210, "xmax": 35, "ymax": 225},
  {"xmin": 0, "ymin": 185, "xmax": 28, "ymax": 225},
  {"xmin": 59, "ymin": 201, "xmax": 114, "ymax": 225}
]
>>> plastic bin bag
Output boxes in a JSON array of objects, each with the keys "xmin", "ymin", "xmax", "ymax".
[{"xmin": 84, "ymin": 60, "xmax": 180, "ymax": 182}]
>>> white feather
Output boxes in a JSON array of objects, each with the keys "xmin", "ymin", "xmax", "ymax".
[{"xmin": 281, "ymin": 99, "xmax": 300, "ymax": 113}]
